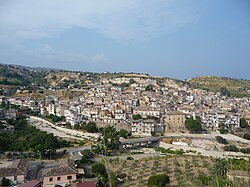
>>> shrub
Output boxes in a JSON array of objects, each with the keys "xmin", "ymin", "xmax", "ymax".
[
  {"xmin": 240, "ymin": 118, "xmax": 248, "ymax": 128},
  {"xmin": 1, "ymin": 178, "xmax": 10, "ymax": 186},
  {"xmin": 224, "ymin": 145, "xmax": 239, "ymax": 152},
  {"xmin": 243, "ymin": 133, "xmax": 250, "ymax": 140},
  {"xmin": 240, "ymin": 148, "xmax": 250, "ymax": 154},
  {"xmin": 219, "ymin": 127, "xmax": 228, "ymax": 134},
  {"xmin": 147, "ymin": 174, "xmax": 170, "ymax": 187},
  {"xmin": 216, "ymin": 136, "xmax": 228, "ymax": 144}
]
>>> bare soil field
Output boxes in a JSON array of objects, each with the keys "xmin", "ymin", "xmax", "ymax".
[{"xmin": 108, "ymin": 155, "xmax": 215, "ymax": 187}]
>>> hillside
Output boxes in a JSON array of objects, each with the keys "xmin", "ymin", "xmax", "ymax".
[
  {"xmin": 188, "ymin": 76, "xmax": 250, "ymax": 97},
  {"xmin": 0, "ymin": 63, "xmax": 48, "ymax": 87},
  {"xmin": 1, "ymin": 63, "xmax": 250, "ymax": 98}
]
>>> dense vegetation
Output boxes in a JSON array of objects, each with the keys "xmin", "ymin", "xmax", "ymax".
[
  {"xmin": 220, "ymin": 87, "xmax": 231, "ymax": 97},
  {"xmin": 132, "ymin": 114, "xmax": 143, "ymax": 120},
  {"xmin": 95, "ymin": 126, "xmax": 120, "ymax": 155},
  {"xmin": 215, "ymin": 136, "xmax": 228, "ymax": 144},
  {"xmin": 92, "ymin": 162, "xmax": 108, "ymax": 186},
  {"xmin": 185, "ymin": 117, "xmax": 202, "ymax": 133},
  {"xmin": 45, "ymin": 114, "xmax": 66, "ymax": 123},
  {"xmin": 243, "ymin": 133, "xmax": 250, "ymax": 140},
  {"xmin": 147, "ymin": 174, "xmax": 170, "ymax": 187},
  {"xmin": 0, "ymin": 116, "xmax": 69, "ymax": 155},
  {"xmin": 82, "ymin": 121, "xmax": 99, "ymax": 133},
  {"xmin": 240, "ymin": 117, "xmax": 249, "ymax": 128}
]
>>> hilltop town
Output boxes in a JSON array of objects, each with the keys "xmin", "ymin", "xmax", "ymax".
[{"xmin": 0, "ymin": 64, "xmax": 249, "ymax": 187}]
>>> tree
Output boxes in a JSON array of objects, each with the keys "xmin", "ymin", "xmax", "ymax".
[
  {"xmin": 121, "ymin": 82, "xmax": 130, "ymax": 88},
  {"xmin": 240, "ymin": 118, "xmax": 248, "ymax": 128},
  {"xmin": 92, "ymin": 162, "xmax": 106, "ymax": 176},
  {"xmin": 129, "ymin": 78, "xmax": 136, "ymax": 84},
  {"xmin": 83, "ymin": 122, "xmax": 98, "ymax": 133},
  {"xmin": 216, "ymin": 136, "xmax": 228, "ymax": 144},
  {"xmin": 97, "ymin": 126, "xmax": 120, "ymax": 155},
  {"xmin": 243, "ymin": 133, "xmax": 250, "ymax": 140},
  {"xmin": 92, "ymin": 162, "xmax": 108, "ymax": 186},
  {"xmin": 1, "ymin": 177, "xmax": 10, "ymax": 186},
  {"xmin": 79, "ymin": 149, "xmax": 94, "ymax": 164},
  {"xmin": 219, "ymin": 126, "xmax": 228, "ymax": 134},
  {"xmin": 185, "ymin": 117, "xmax": 202, "ymax": 133},
  {"xmin": 119, "ymin": 129, "xmax": 129, "ymax": 139},
  {"xmin": 145, "ymin": 84, "xmax": 154, "ymax": 91},
  {"xmin": 213, "ymin": 159, "xmax": 228, "ymax": 178},
  {"xmin": 132, "ymin": 114, "xmax": 142, "ymax": 120},
  {"xmin": 240, "ymin": 148, "xmax": 250, "ymax": 154},
  {"xmin": 224, "ymin": 144, "xmax": 239, "ymax": 152},
  {"xmin": 220, "ymin": 87, "xmax": 231, "ymax": 97},
  {"xmin": 147, "ymin": 174, "xmax": 170, "ymax": 187}
]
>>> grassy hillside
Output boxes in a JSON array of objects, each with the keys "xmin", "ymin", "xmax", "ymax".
[{"xmin": 188, "ymin": 76, "xmax": 250, "ymax": 97}]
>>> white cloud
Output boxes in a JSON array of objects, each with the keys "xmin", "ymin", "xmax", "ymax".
[{"xmin": 0, "ymin": 0, "xmax": 203, "ymax": 41}]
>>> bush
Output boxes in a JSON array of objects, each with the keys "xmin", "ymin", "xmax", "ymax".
[
  {"xmin": 82, "ymin": 122, "xmax": 98, "ymax": 133},
  {"xmin": 92, "ymin": 162, "xmax": 107, "ymax": 177},
  {"xmin": 220, "ymin": 87, "xmax": 231, "ymax": 97},
  {"xmin": 1, "ymin": 177, "xmax": 10, "ymax": 186},
  {"xmin": 240, "ymin": 118, "xmax": 248, "ymax": 128},
  {"xmin": 243, "ymin": 133, "xmax": 250, "ymax": 140},
  {"xmin": 219, "ymin": 127, "xmax": 228, "ymax": 134},
  {"xmin": 228, "ymin": 158, "xmax": 250, "ymax": 171},
  {"xmin": 119, "ymin": 129, "xmax": 129, "ymax": 139},
  {"xmin": 127, "ymin": 156, "xmax": 134, "ymax": 160},
  {"xmin": 224, "ymin": 145, "xmax": 239, "ymax": 152},
  {"xmin": 240, "ymin": 148, "xmax": 250, "ymax": 154},
  {"xmin": 155, "ymin": 147, "xmax": 184, "ymax": 155},
  {"xmin": 185, "ymin": 117, "xmax": 202, "ymax": 133},
  {"xmin": 132, "ymin": 114, "xmax": 142, "ymax": 120},
  {"xmin": 148, "ymin": 174, "xmax": 170, "ymax": 187},
  {"xmin": 216, "ymin": 136, "xmax": 228, "ymax": 144}
]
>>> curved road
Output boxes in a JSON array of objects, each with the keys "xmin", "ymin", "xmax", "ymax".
[{"xmin": 28, "ymin": 116, "xmax": 99, "ymax": 140}]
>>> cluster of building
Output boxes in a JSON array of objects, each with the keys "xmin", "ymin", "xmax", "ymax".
[
  {"xmin": 2, "ymin": 76, "xmax": 250, "ymax": 136},
  {"xmin": 0, "ymin": 159, "xmax": 96, "ymax": 187}
]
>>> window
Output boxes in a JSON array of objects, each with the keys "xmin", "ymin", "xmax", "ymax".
[
  {"xmin": 49, "ymin": 178, "xmax": 53, "ymax": 182},
  {"xmin": 14, "ymin": 176, "xmax": 17, "ymax": 181},
  {"xmin": 67, "ymin": 176, "xmax": 72, "ymax": 180},
  {"xmin": 57, "ymin": 177, "xmax": 61, "ymax": 181}
]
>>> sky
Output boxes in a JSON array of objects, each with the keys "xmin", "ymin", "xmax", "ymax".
[{"xmin": 0, "ymin": 0, "xmax": 250, "ymax": 80}]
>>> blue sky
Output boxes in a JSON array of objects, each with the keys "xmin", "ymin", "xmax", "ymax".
[{"xmin": 0, "ymin": 0, "xmax": 249, "ymax": 79}]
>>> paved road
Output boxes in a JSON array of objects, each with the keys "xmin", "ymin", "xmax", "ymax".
[{"xmin": 120, "ymin": 137, "xmax": 161, "ymax": 145}]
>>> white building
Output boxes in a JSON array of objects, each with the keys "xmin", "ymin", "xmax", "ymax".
[
  {"xmin": 132, "ymin": 119, "xmax": 163, "ymax": 136},
  {"xmin": 47, "ymin": 103, "xmax": 56, "ymax": 115},
  {"xmin": 64, "ymin": 109, "xmax": 83, "ymax": 126}
]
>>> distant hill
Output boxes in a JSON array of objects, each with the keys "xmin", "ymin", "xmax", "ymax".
[
  {"xmin": 188, "ymin": 76, "xmax": 250, "ymax": 98},
  {"xmin": 0, "ymin": 63, "xmax": 48, "ymax": 87},
  {"xmin": 1, "ymin": 63, "xmax": 250, "ymax": 98}
]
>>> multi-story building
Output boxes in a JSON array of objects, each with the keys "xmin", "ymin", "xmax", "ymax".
[
  {"xmin": 42, "ymin": 159, "xmax": 77, "ymax": 187},
  {"xmin": 132, "ymin": 119, "xmax": 163, "ymax": 136},
  {"xmin": 164, "ymin": 111, "xmax": 186, "ymax": 133},
  {"xmin": 133, "ymin": 107, "xmax": 161, "ymax": 119},
  {"xmin": 64, "ymin": 109, "xmax": 83, "ymax": 126}
]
